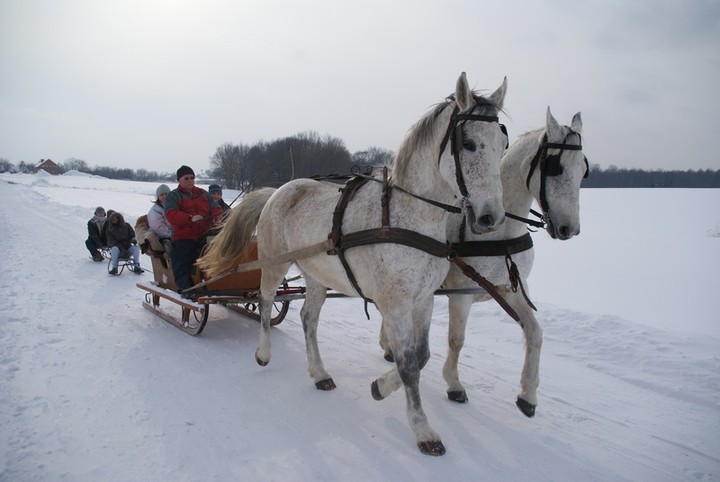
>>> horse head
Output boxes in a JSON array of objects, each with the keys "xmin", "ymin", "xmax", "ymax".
[
  {"xmin": 525, "ymin": 107, "xmax": 587, "ymax": 240},
  {"xmin": 438, "ymin": 73, "xmax": 508, "ymax": 234}
]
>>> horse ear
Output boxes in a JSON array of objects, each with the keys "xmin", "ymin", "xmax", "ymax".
[
  {"xmin": 546, "ymin": 106, "xmax": 562, "ymax": 140},
  {"xmin": 570, "ymin": 112, "xmax": 582, "ymax": 133},
  {"xmin": 455, "ymin": 72, "xmax": 473, "ymax": 111},
  {"xmin": 489, "ymin": 76, "xmax": 508, "ymax": 109}
]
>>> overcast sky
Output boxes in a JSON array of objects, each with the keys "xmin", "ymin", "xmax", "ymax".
[{"xmin": 1, "ymin": 0, "xmax": 719, "ymax": 174}]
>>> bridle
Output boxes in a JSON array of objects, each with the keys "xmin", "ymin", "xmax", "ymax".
[
  {"xmin": 524, "ymin": 129, "xmax": 589, "ymax": 216},
  {"xmin": 386, "ymin": 101, "xmax": 508, "ymax": 218},
  {"xmin": 437, "ymin": 103, "xmax": 508, "ymax": 203}
]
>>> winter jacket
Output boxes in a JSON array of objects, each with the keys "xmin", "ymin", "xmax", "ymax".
[
  {"xmin": 165, "ymin": 186, "xmax": 222, "ymax": 241},
  {"xmin": 217, "ymin": 198, "xmax": 231, "ymax": 212},
  {"xmin": 147, "ymin": 202, "xmax": 173, "ymax": 239},
  {"xmin": 87, "ymin": 216, "xmax": 106, "ymax": 246},
  {"xmin": 105, "ymin": 212, "xmax": 136, "ymax": 252}
]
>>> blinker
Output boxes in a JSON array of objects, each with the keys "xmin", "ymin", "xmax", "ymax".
[{"xmin": 544, "ymin": 154, "xmax": 563, "ymax": 177}]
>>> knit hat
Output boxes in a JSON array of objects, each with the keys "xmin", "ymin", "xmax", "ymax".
[
  {"xmin": 176, "ymin": 165, "xmax": 195, "ymax": 180},
  {"xmin": 94, "ymin": 206, "xmax": 106, "ymax": 216},
  {"xmin": 208, "ymin": 184, "xmax": 222, "ymax": 194},
  {"xmin": 156, "ymin": 184, "xmax": 171, "ymax": 197}
]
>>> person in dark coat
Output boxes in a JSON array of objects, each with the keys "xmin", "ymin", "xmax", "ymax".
[
  {"xmin": 105, "ymin": 211, "xmax": 143, "ymax": 275},
  {"xmin": 85, "ymin": 206, "xmax": 107, "ymax": 262},
  {"xmin": 165, "ymin": 165, "xmax": 222, "ymax": 294},
  {"xmin": 208, "ymin": 184, "xmax": 231, "ymax": 214}
]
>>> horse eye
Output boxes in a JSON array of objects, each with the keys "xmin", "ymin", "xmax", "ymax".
[{"xmin": 463, "ymin": 140, "xmax": 476, "ymax": 152}]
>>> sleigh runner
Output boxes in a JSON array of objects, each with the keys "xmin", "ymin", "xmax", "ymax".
[{"xmin": 136, "ymin": 235, "xmax": 293, "ymax": 335}]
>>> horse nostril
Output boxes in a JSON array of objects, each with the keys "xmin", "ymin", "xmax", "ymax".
[
  {"xmin": 479, "ymin": 214, "xmax": 495, "ymax": 227},
  {"xmin": 559, "ymin": 226, "xmax": 570, "ymax": 238}
]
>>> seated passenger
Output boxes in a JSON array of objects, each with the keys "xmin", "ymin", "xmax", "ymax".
[
  {"xmin": 165, "ymin": 165, "xmax": 222, "ymax": 294},
  {"xmin": 105, "ymin": 211, "xmax": 143, "ymax": 275},
  {"xmin": 85, "ymin": 206, "xmax": 107, "ymax": 262},
  {"xmin": 208, "ymin": 184, "xmax": 231, "ymax": 214},
  {"xmin": 148, "ymin": 184, "xmax": 174, "ymax": 258}
]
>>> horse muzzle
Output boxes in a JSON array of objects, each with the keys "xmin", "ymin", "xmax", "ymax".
[
  {"xmin": 546, "ymin": 217, "xmax": 580, "ymax": 240},
  {"xmin": 466, "ymin": 204, "xmax": 504, "ymax": 235}
]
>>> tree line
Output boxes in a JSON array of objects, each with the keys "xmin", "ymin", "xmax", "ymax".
[
  {"xmin": 2, "ymin": 142, "xmax": 718, "ymax": 189},
  {"xmin": 582, "ymin": 165, "xmax": 720, "ymax": 188},
  {"xmin": 0, "ymin": 131, "xmax": 394, "ymax": 187}
]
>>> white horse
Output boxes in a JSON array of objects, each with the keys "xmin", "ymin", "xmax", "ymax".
[
  {"xmin": 444, "ymin": 108, "xmax": 587, "ymax": 417},
  {"xmin": 381, "ymin": 108, "xmax": 586, "ymax": 417},
  {"xmin": 198, "ymin": 72, "xmax": 508, "ymax": 455},
  {"xmin": 380, "ymin": 108, "xmax": 588, "ymax": 417}
]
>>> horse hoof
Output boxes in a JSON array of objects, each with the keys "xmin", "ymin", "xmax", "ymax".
[
  {"xmin": 255, "ymin": 352, "xmax": 269, "ymax": 367},
  {"xmin": 315, "ymin": 378, "xmax": 336, "ymax": 391},
  {"xmin": 447, "ymin": 390, "xmax": 468, "ymax": 403},
  {"xmin": 383, "ymin": 351, "xmax": 394, "ymax": 363},
  {"xmin": 370, "ymin": 380, "xmax": 384, "ymax": 400},
  {"xmin": 418, "ymin": 440, "xmax": 446, "ymax": 456},
  {"xmin": 516, "ymin": 397, "xmax": 536, "ymax": 417}
]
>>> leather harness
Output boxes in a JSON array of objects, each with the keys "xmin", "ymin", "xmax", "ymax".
[{"xmin": 327, "ymin": 168, "xmax": 520, "ymax": 321}]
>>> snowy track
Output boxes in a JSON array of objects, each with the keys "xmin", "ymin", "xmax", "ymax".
[{"xmin": 1, "ymin": 175, "xmax": 719, "ymax": 481}]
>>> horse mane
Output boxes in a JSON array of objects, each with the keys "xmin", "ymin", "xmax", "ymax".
[
  {"xmin": 392, "ymin": 92, "xmax": 503, "ymax": 180},
  {"xmin": 197, "ymin": 188, "xmax": 275, "ymax": 278},
  {"xmin": 516, "ymin": 127, "xmax": 545, "ymax": 145}
]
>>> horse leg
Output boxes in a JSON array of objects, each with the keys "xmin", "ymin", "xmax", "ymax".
[
  {"xmin": 300, "ymin": 280, "xmax": 335, "ymax": 390},
  {"xmin": 442, "ymin": 294, "xmax": 474, "ymax": 403},
  {"xmin": 378, "ymin": 320, "xmax": 394, "ymax": 362},
  {"xmin": 372, "ymin": 299, "xmax": 445, "ymax": 455},
  {"xmin": 506, "ymin": 289, "xmax": 543, "ymax": 417},
  {"xmin": 255, "ymin": 262, "xmax": 292, "ymax": 366},
  {"xmin": 372, "ymin": 299, "xmax": 435, "ymax": 399}
]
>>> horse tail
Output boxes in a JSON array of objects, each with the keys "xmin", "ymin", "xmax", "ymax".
[{"xmin": 197, "ymin": 187, "xmax": 276, "ymax": 278}]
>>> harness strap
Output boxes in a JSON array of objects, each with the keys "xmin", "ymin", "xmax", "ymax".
[
  {"xmin": 338, "ymin": 227, "xmax": 453, "ymax": 258},
  {"xmin": 505, "ymin": 253, "xmax": 536, "ymax": 312},
  {"xmin": 329, "ymin": 174, "xmax": 375, "ymax": 316},
  {"xmin": 504, "ymin": 210, "xmax": 545, "ymax": 229},
  {"xmin": 390, "ymin": 184, "xmax": 463, "ymax": 214},
  {"xmin": 449, "ymin": 256, "xmax": 519, "ymax": 321},
  {"xmin": 451, "ymin": 233, "xmax": 533, "ymax": 257}
]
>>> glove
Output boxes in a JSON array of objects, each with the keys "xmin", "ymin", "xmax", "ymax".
[{"xmin": 131, "ymin": 238, "xmax": 137, "ymax": 245}]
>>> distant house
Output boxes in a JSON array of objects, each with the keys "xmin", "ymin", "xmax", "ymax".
[{"xmin": 34, "ymin": 159, "xmax": 61, "ymax": 175}]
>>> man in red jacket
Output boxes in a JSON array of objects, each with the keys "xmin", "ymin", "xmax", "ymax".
[{"xmin": 165, "ymin": 165, "xmax": 223, "ymax": 295}]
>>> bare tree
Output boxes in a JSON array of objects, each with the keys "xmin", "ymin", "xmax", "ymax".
[
  {"xmin": 61, "ymin": 157, "xmax": 89, "ymax": 173},
  {"xmin": 352, "ymin": 146, "xmax": 394, "ymax": 173},
  {"xmin": 209, "ymin": 143, "xmax": 251, "ymax": 189},
  {"xmin": 0, "ymin": 158, "xmax": 13, "ymax": 172}
]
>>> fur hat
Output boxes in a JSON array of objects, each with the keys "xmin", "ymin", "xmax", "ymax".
[
  {"xmin": 176, "ymin": 165, "xmax": 195, "ymax": 180},
  {"xmin": 156, "ymin": 184, "xmax": 171, "ymax": 197},
  {"xmin": 109, "ymin": 211, "xmax": 124, "ymax": 224},
  {"xmin": 208, "ymin": 184, "xmax": 222, "ymax": 194},
  {"xmin": 94, "ymin": 206, "xmax": 105, "ymax": 216}
]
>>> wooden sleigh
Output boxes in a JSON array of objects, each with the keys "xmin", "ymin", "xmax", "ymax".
[{"xmin": 136, "ymin": 231, "xmax": 294, "ymax": 335}]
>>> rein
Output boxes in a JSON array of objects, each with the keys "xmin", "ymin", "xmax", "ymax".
[{"xmin": 504, "ymin": 209, "xmax": 545, "ymax": 230}]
